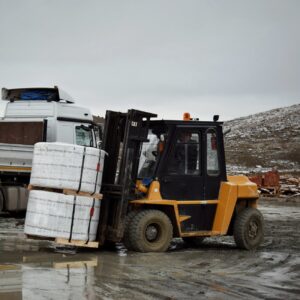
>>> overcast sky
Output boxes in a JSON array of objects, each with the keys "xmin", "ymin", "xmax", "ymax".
[{"xmin": 0, "ymin": 0, "xmax": 299, "ymax": 120}]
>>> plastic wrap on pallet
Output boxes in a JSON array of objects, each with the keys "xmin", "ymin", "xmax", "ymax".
[
  {"xmin": 24, "ymin": 190, "xmax": 100, "ymax": 241},
  {"xmin": 30, "ymin": 142, "xmax": 105, "ymax": 194}
]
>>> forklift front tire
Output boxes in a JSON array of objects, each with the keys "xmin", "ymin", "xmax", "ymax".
[
  {"xmin": 234, "ymin": 207, "xmax": 264, "ymax": 250},
  {"xmin": 128, "ymin": 209, "xmax": 173, "ymax": 252},
  {"xmin": 123, "ymin": 210, "xmax": 139, "ymax": 250}
]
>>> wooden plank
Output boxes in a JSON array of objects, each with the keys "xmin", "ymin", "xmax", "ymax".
[
  {"xmin": 55, "ymin": 238, "xmax": 99, "ymax": 248},
  {"xmin": 27, "ymin": 184, "xmax": 54, "ymax": 192},
  {"xmin": 27, "ymin": 184, "xmax": 34, "ymax": 191},
  {"xmin": 63, "ymin": 189, "xmax": 103, "ymax": 200},
  {"xmin": 28, "ymin": 185, "xmax": 103, "ymax": 200}
]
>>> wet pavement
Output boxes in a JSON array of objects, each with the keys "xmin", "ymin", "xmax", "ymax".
[{"xmin": 0, "ymin": 199, "xmax": 299, "ymax": 300}]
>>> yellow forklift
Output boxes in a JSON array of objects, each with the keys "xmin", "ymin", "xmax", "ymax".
[{"xmin": 97, "ymin": 110, "xmax": 264, "ymax": 252}]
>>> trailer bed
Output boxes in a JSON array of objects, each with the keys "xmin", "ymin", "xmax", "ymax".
[{"xmin": 0, "ymin": 143, "xmax": 33, "ymax": 173}]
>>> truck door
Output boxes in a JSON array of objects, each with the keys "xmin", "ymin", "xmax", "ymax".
[
  {"xmin": 159, "ymin": 127, "xmax": 204, "ymax": 200},
  {"xmin": 74, "ymin": 124, "xmax": 95, "ymax": 147},
  {"xmin": 56, "ymin": 121, "xmax": 97, "ymax": 147},
  {"xmin": 56, "ymin": 121, "xmax": 75, "ymax": 144}
]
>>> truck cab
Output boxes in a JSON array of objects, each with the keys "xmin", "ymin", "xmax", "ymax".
[{"xmin": 0, "ymin": 87, "xmax": 101, "ymax": 212}]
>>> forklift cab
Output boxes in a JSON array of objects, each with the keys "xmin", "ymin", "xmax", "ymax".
[
  {"xmin": 136, "ymin": 120, "xmax": 227, "ymax": 233},
  {"xmin": 137, "ymin": 120, "xmax": 226, "ymax": 200},
  {"xmin": 99, "ymin": 109, "xmax": 263, "ymax": 252}
]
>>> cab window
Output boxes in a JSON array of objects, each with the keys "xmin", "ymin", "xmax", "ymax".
[
  {"xmin": 75, "ymin": 125, "xmax": 93, "ymax": 147},
  {"xmin": 206, "ymin": 128, "xmax": 220, "ymax": 176},
  {"xmin": 138, "ymin": 129, "xmax": 160, "ymax": 178},
  {"xmin": 167, "ymin": 130, "xmax": 200, "ymax": 175}
]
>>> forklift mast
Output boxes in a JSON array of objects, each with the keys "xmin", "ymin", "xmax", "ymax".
[{"xmin": 97, "ymin": 109, "xmax": 157, "ymax": 244}]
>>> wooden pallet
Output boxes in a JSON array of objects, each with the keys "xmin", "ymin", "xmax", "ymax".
[
  {"xmin": 260, "ymin": 186, "xmax": 280, "ymax": 197},
  {"xmin": 27, "ymin": 184, "xmax": 103, "ymax": 200},
  {"xmin": 55, "ymin": 238, "xmax": 99, "ymax": 248},
  {"xmin": 63, "ymin": 188, "xmax": 102, "ymax": 200},
  {"xmin": 25, "ymin": 234, "xmax": 99, "ymax": 249}
]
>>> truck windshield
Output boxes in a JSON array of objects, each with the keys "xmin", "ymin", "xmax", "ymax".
[{"xmin": 75, "ymin": 125, "xmax": 94, "ymax": 147}]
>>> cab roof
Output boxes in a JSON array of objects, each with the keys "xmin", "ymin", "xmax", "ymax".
[
  {"xmin": 149, "ymin": 119, "xmax": 224, "ymax": 127},
  {"xmin": 1, "ymin": 86, "xmax": 74, "ymax": 103}
]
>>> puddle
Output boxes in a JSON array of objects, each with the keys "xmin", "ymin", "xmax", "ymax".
[{"xmin": 0, "ymin": 201, "xmax": 299, "ymax": 299}]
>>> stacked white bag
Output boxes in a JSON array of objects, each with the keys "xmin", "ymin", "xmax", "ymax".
[
  {"xmin": 24, "ymin": 142, "xmax": 106, "ymax": 242},
  {"xmin": 25, "ymin": 190, "xmax": 100, "ymax": 241},
  {"xmin": 30, "ymin": 142, "xmax": 105, "ymax": 193}
]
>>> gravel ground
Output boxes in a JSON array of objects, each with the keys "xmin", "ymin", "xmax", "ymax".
[{"xmin": 0, "ymin": 198, "xmax": 299, "ymax": 300}]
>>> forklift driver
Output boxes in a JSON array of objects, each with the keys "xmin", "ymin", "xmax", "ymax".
[{"xmin": 138, "ymin": 132, "xmax": 161, "ymax": 178}]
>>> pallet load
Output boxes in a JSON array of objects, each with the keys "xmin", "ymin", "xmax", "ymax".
[
  {"xmin": 30, "ymin": 142, "xmax": 104, "ymax": 193},
  {"xmin": 24, "ymin": 143, "xmax": 106, "ymax": 248}
]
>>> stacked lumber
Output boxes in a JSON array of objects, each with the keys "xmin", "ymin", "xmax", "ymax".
[
  {"xmin": 249, "ymin": 170, "xmax": 280, "ymax": 196},
  {"xmin": 279, "ymin": 175, "xmax": 300, "ymax": 197},
  {"xmin": 249, "ymin": 170, "xmax": 300, "ymax": 197},
  {"xmin": 24, "ymin": 143, "xmax": 106, "ymax": 248}
]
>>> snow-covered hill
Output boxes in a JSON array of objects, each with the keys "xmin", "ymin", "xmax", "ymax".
[{"xmin": 224, "ymin": 104, "xmax": 300, "ymax": 174}]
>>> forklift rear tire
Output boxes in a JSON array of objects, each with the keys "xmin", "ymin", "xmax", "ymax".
[
  {"xmin": 234, "ymin": 208, "xmax": 264, "ymax": 250},
  {"xmin": 183, "ymin": 237, "xmax": 205, "ymax": 247},
  {"xmin": 123, "ymin": 210, "xmax": 139, "ymax": 250},
  {"xmin": 128, "ymin": 209, "xmax": 173, "ymax": 252}
]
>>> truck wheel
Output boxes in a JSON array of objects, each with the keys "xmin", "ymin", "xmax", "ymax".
[
  {"xmin": 183, "ymin": 236, "xmax": 205, "ymax": 247},
  {"xmin": 123, "ymin": 210, "xmax": 139, "ymax": 250},
  {"xmin": 234, "ymin": 208, "xmax": 264, "ymax": 250},
  {"xmin": 129, "ymin": 209, "xmax": 173, "ymax": 252}
]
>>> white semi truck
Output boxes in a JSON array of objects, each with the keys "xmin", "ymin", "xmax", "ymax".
[{"xmin": 0, "ymin": 87, "xmax": 101, "ymax": 212}]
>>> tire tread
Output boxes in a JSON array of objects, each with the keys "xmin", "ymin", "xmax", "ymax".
[
  {"xmin": 123, "ymin": 210, "xmax": 139, "ymax": 250},
  {"xmin": 129, "ymin": 209, "xmax": 173, "ymax": 252},
  {"xmin": 234, "ymin": 207, "xmax": 264, "ymax": 250}
]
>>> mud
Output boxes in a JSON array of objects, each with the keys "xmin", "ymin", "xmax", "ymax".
[{"xmin": 0, "ymin": 199, "xmax": 299, "ymax": 300}]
